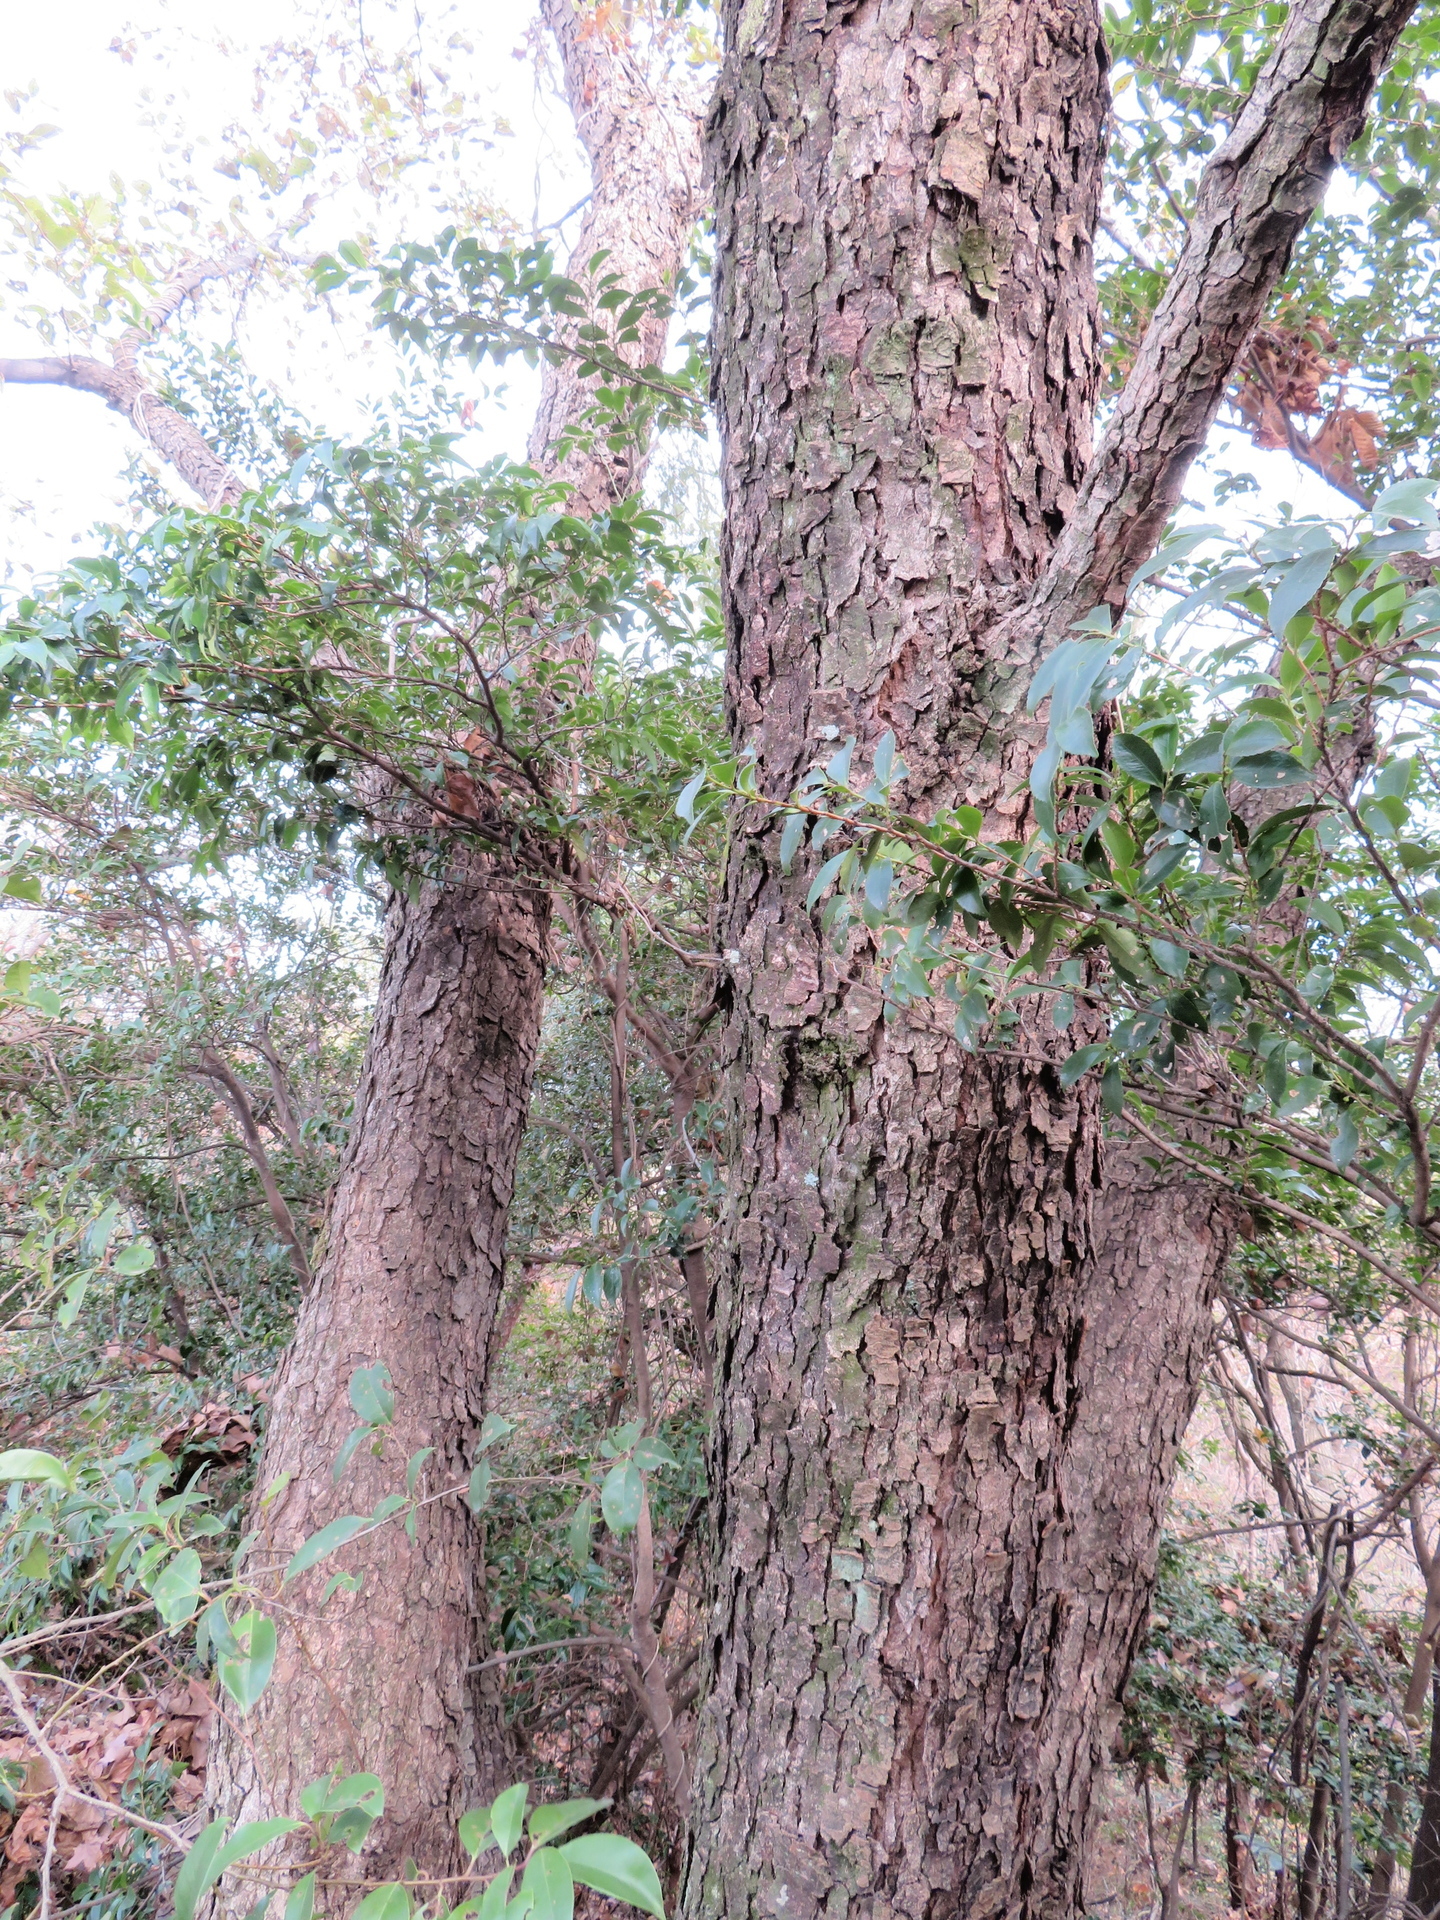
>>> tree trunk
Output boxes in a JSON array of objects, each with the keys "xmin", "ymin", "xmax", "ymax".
[
  {"xmin": 207, "ymin": 5, "xmax": 704, "ymax": 1897},
  {"xmin": 685, "ymin": 1, "xmax": 1416, "ymax": 1916},
  {"xmin": 1409, "ymin": 1678, "xmax": 1440, "ymax": 1920},
  {"xmin": 206, "ymin": 845, "xmax": 550, "ymax": 1889}
]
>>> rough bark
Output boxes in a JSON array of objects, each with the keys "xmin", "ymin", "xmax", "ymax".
[
  {"xmin": 528, "ymin": 0, "xmax": 706, "ymax": 513},
  {"xmin": 685, "ymin": 1, "xmax": 1416, "ymax": 1917},
  {"xmin": 205, "ymin": 845, "xmax": 550, "ymax": 1889},
  {"xmin": 206, "ymin": 4, "xmax": 704, "ymax": 1898}
]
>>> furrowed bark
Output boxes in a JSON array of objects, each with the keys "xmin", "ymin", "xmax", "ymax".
[
  {"xmin": 206, "ymin": 5, "xmax": 703, "ymax": 1899},
  {"xmin": 685, "ymin": 2, "xmax": 1413, "ymax": 1918},
  {"xmin": 205, "ymin": 841, "xmax": 550, "ymax": 1885},
  {"xmin": 528, "ymin": 0, "xmax": 705, "ymax": 512}
]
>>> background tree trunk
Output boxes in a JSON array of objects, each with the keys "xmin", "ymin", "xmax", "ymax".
[
  {"xmin": 684, "ymin": 0, "xmax": 1415, "ymax": 1915},
  {"xmin": 207, "ymin": 4, "xmax": 704, "ymax": 1898}
]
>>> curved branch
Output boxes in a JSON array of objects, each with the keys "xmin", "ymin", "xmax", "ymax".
[
  {"xmin": 0, "ymin": 353, "xmax": 242, "ymax": 507},
  {"xmin": 0, "ymin": 244, "xmax": 262, "ymax": 508}
]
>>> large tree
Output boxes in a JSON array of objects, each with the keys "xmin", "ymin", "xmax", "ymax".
[
  {"xmin": 203, "ymin": 4, "xmax": 705, "ymax": 1894},
  {"xmin": 683, "ymin": 3, "xmax": 1418, "ymax": 1918}
]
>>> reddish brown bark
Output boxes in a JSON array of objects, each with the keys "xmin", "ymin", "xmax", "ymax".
[{"xmin": 684, "ymin": 1, "xmax": 1416, "ymax": 1916}]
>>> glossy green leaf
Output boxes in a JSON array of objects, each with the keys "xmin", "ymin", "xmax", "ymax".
[
  {"xmin": 459, "ymin": 1809, "xmax": 492, "ymax": 1858},
  {"xmin": 600, "ymin": 1461, "xmax": 643, "ymax": 1536},
  {"xmin": 284, "ymin": 1873, "xmax": 316, "ymax": 1920},
  {"xmin": 560, "ymin": 1834, "xmax": 666, "ymax": 1919},
  {"xmin": 520, "ymin": 1847, "xmax": 574, "ymax": 1920},
  {"xmin": 348, "ymin": 1363, "xmax": 395, "ymax": 1426},
  {"xmin": 0, "ymin": 1449, "xmax": 71, "ymax": 1488},
  {"xmin": 567, "ymin": 1498, "xmax": 594, "ymax": 1564},
  {"xmin": 217, "ymin": 1610, "xmax": 277, "ymax": 1714},
  {"xmin": 284, "ymin": 1514, "xmax": 369, "ymax": 1584},
  {"xmin": 489, "ymin": 1784, "xmax": 529, "ymax": 1860},
  {"xmin": 149, "ymin": 1547, "xmax": 203, "ymax": 1627},
  {"xmin": 528, "ymin": 1799, "xmax": 609, "ymax": 1846},
  {"xmin": 353, "ymin": 1886, "xmax": 411, "ymax": 1920}
]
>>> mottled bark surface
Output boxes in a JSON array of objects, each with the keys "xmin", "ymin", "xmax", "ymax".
[
  {"xmin": 207, "ymin": 4, "xmax": 704, "ymax": 1895},
  {"xmin": 685, "ymin": 0, "xmax": 1415, "ymax": 1916},
  {"xmin": 206, "ymin": 848, "xmax": 548, "ymax": 1894},
  {"xmin": 528, "ymin": 0, "xmax": 706, "ymax": 512}
]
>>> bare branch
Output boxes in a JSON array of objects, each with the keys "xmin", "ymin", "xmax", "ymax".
[{"xmin": 0, "ymin": 243, "xmax": 262, "ymax": 507}]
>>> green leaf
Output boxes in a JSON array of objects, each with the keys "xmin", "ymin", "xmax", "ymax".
[
  {"xmin": 567, "ymin": 1499, "xmax": 594, "ymax": 1564},
  {"xmin": 333, "ymin": 1426, "xmax": 371, "ymax": 1484},
  {"xmin": 1139, "ymin": 842, "xmax": 1188, "ymax": 891},
  {"xmin": 0, "ymin": 1449, "xmax": 71, "ymax": 1488},
  {"xmin": 477, "ymin": 1414, "xmax": 514, "ymax": 1453},
  {"xmin": 112, "ymin": 1240, "xmax": 155, "ymax": 1274},
  {"xmin": 560, "ymin": 1834, "xmax": 666, "ymax": 1919},
  {"xmin": 631, "ymin": 1436, "xmax": 678, "ymax": 1472},
  {"xmin": 353, "ymin": 1887, "xmax": 411, "ymax": 1920},
  {"xmin": 1098, "ymin": 923, "xmax": 1144, "ymax": 975},
  {"xmin": 478, "ymin": 1869, "xmax": 514, "ymax": 1920},
  {"xmin": 459, "ymin": 1809, "xmax": 492, "ymax": 1858},
  {"xmin": 489, "ymin": 1784, "xmax": 529, "ymax": 1861},
  {"xmin": 173, "ymin": 1818, "xmax": 303, "ymax": 1920},
  {"xmin": 149, "ymin": 1548, "xmax": 203, "ymax": 1627},
  {"xmin": 1147, "ymin": 939, "xmax": 1190, "ymax": 978},
  {"xmin": 217, "ymin": 1610, "xmax": 277, "ymax": 1714},
  {"xmin": 56, "ymin": 1271, "xmax": 91, "ymax": 1329},
  {"xmin": 1059, "ymin": 1044, "xmax": 1108, "ymax": 1089},
  {"xmin": 675, "ymin": 770, "xmax": 705, "ymax": 825},
  {"xmin": 283, "ymin": 1514, "xmax": 369, "ymax": 1584},
  {"xmin": 284, "ymin": 1873, "xmax": 316, "ymax": 1920},
  {"xmin": 1100, "ymin": 1064, "xmax": 1126, "ymax": 1115},
  {"xmin": 529, "ymin": 1800, "xmax": 610, "ymax": 1846},
  {"xmin": 468, "ymin": 1459, "xmax": 493, "ymax": 1515},
  {"xmin": 2, "ymin": 872, "xmax": 41, "ymax": 903},
  {"xmin": 1233, "ymin": 750, "xmax": 1310, "ymax": 790},
  {"xmin": 1330, "ymin": 1109, "xmax": 1360, "ymax": 1172},
  {"xmin": 173, "ymin": 1819, "xmax": 227, "ymax": 1920},
  {"xmin": 600, "ymin": 1462, "xmax": 643, "ymax": 1536},
  {"xmin": 806, "ymin": 851, "xmax": 847, "ymax": 912},
  {"xmin": 864, "ymin": 860, "xmax": 893, "ymax": 912},
  {"xmin": 1111, "ymin": 733, "xmax": 1165, "ymax": 786},
  {"xmin": 1268, "ymin": 543, "xmax": 1334, "ymax": 636},
  {"xmin": 779, "ymin": 811, "xmax": 805, "ymax": 874},
  {"xmin": 348, "ymin": 1364, "xmax": 395, "ymax": 1426},
  {"xmin": 520, "ymin": 1847, "xmax": 574, "ymax": 1920}
]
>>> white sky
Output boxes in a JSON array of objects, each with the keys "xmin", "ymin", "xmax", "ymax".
[{"xmin": 0, "ymin": 0, "xmax": 1353, "ymax": 595}]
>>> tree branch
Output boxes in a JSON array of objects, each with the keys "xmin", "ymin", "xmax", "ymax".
[
  {"xmin": 0, "ymin": 243, "xmax": 261, "ymax": 508},
  {"xmin": 189, "ymin": 1048, "xmax": 312, "ymax": 1287},
  {"xmin": 1032, "ymin": 0, "xmax": 1419, "ymax": 627}
]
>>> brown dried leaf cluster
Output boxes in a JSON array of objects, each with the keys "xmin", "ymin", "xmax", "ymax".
[
  {"xmin": 0, "ymin": 1677, "xmax": 211, "ymax": 1906},
  {"xmin": 1235, "ymin": 322, "xmax": 1384, "ymax": 495}
]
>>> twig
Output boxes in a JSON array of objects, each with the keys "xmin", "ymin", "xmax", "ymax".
[{"xmin": 0, "ymin": 1659, "xmax": 187, "ymax": 1853}]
